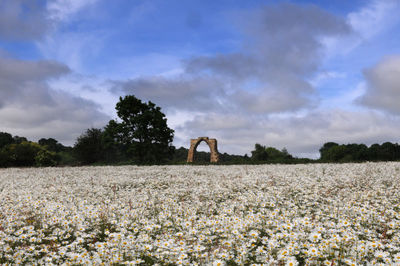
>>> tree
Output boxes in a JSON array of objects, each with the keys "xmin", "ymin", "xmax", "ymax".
[
  {"xmin": 13, "ymin": 136, "xmax": 27, "ymax": 144},
  {"xmin": 251, "ymin": 143, "xmax": 269, "ymax": 161},
  {"xmin": 38, "ymin": 138, "xmax": 65, "ymax": 152},
  {"xmin": 378, "ymin": 142, "xmax": 397, "ymax": 161},
  {"xmin": 323, "ymin": 145, "xmax": 347, "ymax": 162},
  {"xmin": 105, "ymin": 95, "xmax": 175, "ymax": 164},
  {"xmin": 319, "ymin": 142, "xmax": 339, "ymax": 161},
  {"xmin": 74, "ymin": 128, "xmax": 104, "ymax": 164},
  {"xmin": 101, "ymin": 120, "xmax": 127, "ymax": 163},
  {"xmin": 368, "ymin": 144, "xmax": 380, "ymax": 161},
  {"xmin": 0, "ymin": 132, "xmax": 14, "ymax": 149},
  {"xmin": 5, "ymin": 141, "xmax": 42, "ymax": 166},
  {"xmin": 35, "ymin": 149, "xmax": 58, "ymax": 167}
]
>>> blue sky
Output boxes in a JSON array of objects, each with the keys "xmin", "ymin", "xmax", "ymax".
[{"xmin": 1, "ymin": 0, "xmax": 400, "ymax": 158}]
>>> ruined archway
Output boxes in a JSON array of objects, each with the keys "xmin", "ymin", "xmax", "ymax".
[{"xmin": 187, "ymin": 137, "xmax": 219, "ymax": 163}]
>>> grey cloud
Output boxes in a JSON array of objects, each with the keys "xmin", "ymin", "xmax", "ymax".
[
  {"xmin": 0, "ymin": 94, "xmax": 109, "ymax": 145},
  {"xmin": 358, "ymin": 55, "xmax": 400, "ymax": 114},
  {"xmin": 186, "ymin": 54, "xmax": 258, "ymax": 80},
  {"xmin": 0, "ymin": 56, "xmax": 109, "ymax": 145},
  {"xmin": 0, "ymin": 57, "xmax": 69, "ymax": 81},
  {"xmin": 184, "ymin": 3, "xmax": 351, "ymax": 113},
  {"xmin": 230, "ymin": 89, "xmax": 314, "ymax": 113},
  {"xmin": 183, "ymin": 113, "xmax": 251, "ymax": 131},
  {"xmin": 113, "ymin": 3, "xmax": 351, "ymax": 115},
  {"xmin": 189, "ymin": 3, "xmax": 350, "ymax": 78},
  {"xmin": 110, "ymin": 76, "xmax": 228, "ymax": 112},
  {"xmin": 0, "ymin": 0, "xmax": 50, "ymax": 40},
  {"xmin": 0, "ymin": 56, "xmax": 70, "ymax": 107}
]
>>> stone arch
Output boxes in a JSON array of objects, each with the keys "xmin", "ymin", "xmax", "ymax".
[{"xmin": 187, "ymin": 137, "xmax": 219, "ymax": 163}]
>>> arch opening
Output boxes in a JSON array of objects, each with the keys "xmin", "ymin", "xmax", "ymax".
[
  {"xmin": 193, "ymin": 140, "xmax": 210, "ymax": 162},
  {"xmin": 187, "ymin": 137, "xmax": 219, "ymax": 163}
]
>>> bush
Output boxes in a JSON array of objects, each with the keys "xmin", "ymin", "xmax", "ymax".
[
  {"xmin": 35, "ymin": 150, "xmax": 58, "ymax": 167},
  {"xmin": 5, "ymin": 142, "xmax": 42, "ymax": 166}
]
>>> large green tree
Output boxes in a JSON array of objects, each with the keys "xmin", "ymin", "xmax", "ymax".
[{"xmin": 105, "ymin": 95, "xmax": 174, "ymax": 164}]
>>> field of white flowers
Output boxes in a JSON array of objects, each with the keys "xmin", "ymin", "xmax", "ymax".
[{"xmin": 0, "ymin": 163, "xmax": 400, "ymax": 265}]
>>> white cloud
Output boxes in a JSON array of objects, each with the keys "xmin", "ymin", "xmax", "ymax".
[
  {"xmin": 348, "ymin": 0, "xmax": 400, "ymax": 40},
  {"xmin": 47, "ymin": 0, "xmax": 98, "ymax": 22},
  {"xmin": 37, "ymin": 30, "xmax": 109, "ymax": 73},
  {"xmin": 310, "ymin": 71, "xmax": 347, "ymax": 87},
  {"xmin": 358, "ymin": 55, "xmax": 400, "ymax": 114},
  {"xmin": 324, "ymin": 0, "xmax": 400, "ymax": 56}
]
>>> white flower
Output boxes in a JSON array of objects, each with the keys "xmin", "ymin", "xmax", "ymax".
[
  {"xmin": 309, "ymin": 232, "xmax": 321, "ymax": 242},
  {"xmin": 213, "ymin": 259, "xmax": 225, "ymax": 266},
  {"xmin": 374, "ymin": 250, "xmax": 389, "ymax": 259},
  {"xmin": 285, "ymin": 256, "xmax": 299, "ymax": 266},
  {"xmin": 249, "ymin": 230, "xmax": 259, "ymax": 238},
  {"xmin": 307, "ymin": 247, "xmax": 320, "ymax": 257}
]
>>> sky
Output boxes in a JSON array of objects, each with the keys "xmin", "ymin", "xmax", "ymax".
[{"xmin": 1, "ymin": 0, "xmax": 400, "ymax": 158}]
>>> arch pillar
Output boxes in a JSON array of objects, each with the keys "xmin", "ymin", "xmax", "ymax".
[{"xmin": 187, "ymin": 137, "xmax": 219, "ymax": 163}]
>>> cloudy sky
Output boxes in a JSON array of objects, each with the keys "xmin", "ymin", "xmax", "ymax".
[{"xmin": 1, "ymin": 0, "xmax": 400, "ymax": 158}]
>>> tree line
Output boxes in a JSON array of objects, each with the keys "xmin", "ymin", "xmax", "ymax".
[
  {"xmin": 63, "ymin": 95, "xmax": 175, "ymax": 165},
  {"xmin": 1, "ymin": 94, "xmax": 400, "ymax": 167},
  {"xmin": 319, "ymin": 142, "xmax": 400, "ymax": 162},
  {"xmin": 0, "ymin": 134, "xmax": 74, "ymax": 167}
]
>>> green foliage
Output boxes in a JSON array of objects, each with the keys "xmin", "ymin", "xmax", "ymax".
[
  {"xmin": 57, "ymin": 150, "xmax": 77, "ymax": 166},
  {"xmin": 319, "ymin": 142, "xmax": 400, "ymax": 162},
  {"xmin": 13, "ymin": 136, "xmax": 27, "ymax": 144},
  {"xmin": 5, "ymin": 141, "xmax": 41, "ymax": 166},
  {"xmin": 35, "ymin": 149, "xmax": 58, "ymax": 167},
  {"xmin": 319, "ymin": 142, "xmax": 339, "ymax": 160},
  {"xmin": 250, "ymin": 144, "xmax": 294, "ymax": 163},
  {"xmin": 0, "ymin": 132, "xmax": 14, "ymax": 149},
  {"xmin": 0, "ymin": 149, "xmax": 12, "ymax": 167},
  {"xmin": 251, "ymin": 144, "xmax": 269, "ymax": 161},
  {"xmin": 38, "ymin": 138, "xmax": 66, "ymax": 152},
  {"xmin": 105, "ymin": 95, "xmax": 175, "ymax": 164},
  {"xmin": 0, "ymin": 132, "xmax": 74, "ymax": 168},
  {"xmin": 101, "ymin": 120, "xmax": 127, "ymax": 163},
  {"xmin": 73, "ymin": 128, "xmax": 104, "ymax": 164},
  {"xmin": 71, "ymin": 95, "xmax": 174, "ymax": 165}
]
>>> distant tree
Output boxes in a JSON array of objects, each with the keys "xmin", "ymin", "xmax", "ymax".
[
  {"xmin": 378, "ymin": 142, "xmax": 397, "ymax": 161},
  {"xmin": 104, "ymin": 95, "xmax": 174, "ymax": 164},
  {"xmin": 35, "ymin": 149, "xmax": 58, "ymax": 167},
  {"xmin": 13, "ymin": 136, "xmax": 28, "ymax": 144},
  {"xmin": 0, "ymin": 132, "xmax": 14, "ymax": 149},
  {"xmin": 170, "ymin": 147, "xmax": 187, "ymax": 163},
  {"xmin": 324, "ymin": 145, "xmax": 348, "ymax": 162},
  {"xmin": 281, "ymin": 148, "xmax": 290, "ymax": 157},
  {"xmin": 368, "ymin": 144, "xmax": 380, "ymax": 161},
  {"xmin": 0, "ymin": 149, "xmax": 11, "ymax": 167},
  {"xmin": 74, "ymin": 128, "xmax": 104, "ymax": 164},
  {"xmin": 38, "ymin": 138, "xmax": 64, "ymax": 152},
  {"xmin": 319, "ymin": 142, "xmax": 339, "ymax": 161},
  {"xmin": 349, "ymin": 143, "xmax": 368, "ymax": 161},
  {"xmin": 5, "ymin": 141, "xmax": 42, "ymax": 166},
  {"xmin": 265, "ymin": 147, "xmax": 283, "ymax": 159},
  {"xmin": 251, "ymin": 144, "xmax": 269, "ymax": 161}
]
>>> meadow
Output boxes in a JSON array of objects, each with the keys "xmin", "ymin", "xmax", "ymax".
[{"xmin": 0, "ymin": 163, "xmax": 400, "ymax": 265}]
